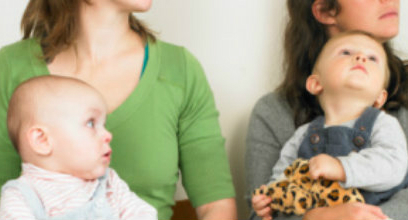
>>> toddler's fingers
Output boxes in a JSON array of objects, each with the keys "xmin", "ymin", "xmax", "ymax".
[
  {"xmin": 309, "ymin": 166, "xmax": 320, "ymax": 179},
  {"xmin": 252, "ymin": 194, "xmax": 265, "ymax": 204},
  {"xmin": 256, "ymin": 206, "xmax": 272, "ymax": 218},
  {"xmin": 253, "ymin": 196, "xmax": 272, "ymax": 210},
  {"xmin": 309, "ymin": 161, "xmax": 324, "ymax": 179}
]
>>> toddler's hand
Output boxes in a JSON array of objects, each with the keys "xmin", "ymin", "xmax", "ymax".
[
  {"xmin": 252, "ymin": 185, "xmax": 273, "ymax": 220},
  {"xmin": 309, "ymin": 154, "xmax": 345, "ymax": 181}
]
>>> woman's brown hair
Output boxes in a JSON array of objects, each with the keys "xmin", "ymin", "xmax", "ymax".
[
  {"xmin": 21, "ymin": 0, "xmax": 155, "ymax": 61},
  {"xmin": 277, "ymin": 0, "xmax": 408, "ymax": 127}
]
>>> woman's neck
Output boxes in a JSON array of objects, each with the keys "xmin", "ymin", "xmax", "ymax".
[{"xmin": 75, "ymin": 3, "xmax": 142, "ymax": 63}]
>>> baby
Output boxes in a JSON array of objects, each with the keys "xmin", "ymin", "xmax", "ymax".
[
  {"xmin": 253, "ymin": 31, "xmax": 408, "ymax": 219},
  {"xmin": 0, "ymin": 76, "xmax": 157, "ymax": 220}
]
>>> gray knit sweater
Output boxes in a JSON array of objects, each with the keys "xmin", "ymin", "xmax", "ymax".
[{"xmin": 245, "ymin": 92, "xmax": 408, "ymax": 220}]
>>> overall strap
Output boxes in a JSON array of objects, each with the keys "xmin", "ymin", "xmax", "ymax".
[
  {"xmin": 350, "ymin": 107, "xmax": 381, "ymax": 149},
  {"xmin": 353, "ymin": 107, "xmax": 381, "ymax": 135},
  {"xmin": 307, "ymin": 115, "xmax": 325, "ymax": 131},
  {"xmin": 298, "ymin": 115, "xmax": 325, "ymax": 159},
  {"xmin": 1, "ymin": 179, "xmax": 48, "ymax": 219}
]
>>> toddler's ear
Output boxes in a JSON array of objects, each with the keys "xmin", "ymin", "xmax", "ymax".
[
  {"xmin": 373, "ymin": 90, "xmax": 388, "ymax": 109},
  {"xmin": 306, "ymin": 74, "xmax": 323, "ymax": 95},
  {"xmin": 312, "ymin": 0, "xmax": 337, "ymax": 25},
  {"xmin": 27, "ymin": 126, "xmax": 52, "ymax": 156}
]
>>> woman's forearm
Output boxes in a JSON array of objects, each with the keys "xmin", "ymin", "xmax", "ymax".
[
  {"xmin": 303, "ymin": 203, "xmax": 388, "ymax": 220},
  {"xmin": 196, "ymin": 198, "xmax": 237, "ymax": 220}
]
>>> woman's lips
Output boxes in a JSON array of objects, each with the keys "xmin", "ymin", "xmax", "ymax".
[{"xmin": 380, "ymin": 10, "xmax": 398, "ymax": 19}]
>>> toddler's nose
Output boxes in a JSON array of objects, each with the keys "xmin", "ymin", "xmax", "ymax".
[{"xmin": 355, "ymin": 54, "xmax": 366, "ymax": 63}]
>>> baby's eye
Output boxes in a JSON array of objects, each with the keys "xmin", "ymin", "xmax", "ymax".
[
  {"xmin": 368, "ymin": 55, "xmax": 378, "ymax": 62},
  {"xmin": 340, "ymin": 49, "xmax": 351, "ymax": 55},
  {"xmin": 86, "ymin": 119, "xmax": 95, "ymax": 128}
]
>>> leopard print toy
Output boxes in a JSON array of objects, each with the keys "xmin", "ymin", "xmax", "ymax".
[{"xmin": 253, "ymin": 158, "xmax": 364, "ymax": 215}]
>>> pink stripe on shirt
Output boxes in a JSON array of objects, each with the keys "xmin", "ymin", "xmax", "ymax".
[{"xmin": 0, "ymin": 163, "xmax": 157, "ymax": 220}]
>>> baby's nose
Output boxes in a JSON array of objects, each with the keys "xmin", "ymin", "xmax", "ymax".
[{"xmin": 104, "ymin": 130, "xmax": 112, "ymax": 143}]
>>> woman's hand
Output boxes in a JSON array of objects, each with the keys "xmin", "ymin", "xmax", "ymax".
[
  {"xmin": 303, "ymin": 202, "xmax": 389, "ymax": 220},
  {"xmin": 252, "ymin": 185, "xmax": 273, "ymax": 220}
]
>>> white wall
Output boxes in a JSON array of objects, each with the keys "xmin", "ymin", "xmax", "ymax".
[
  {"xmin": 1, "ymin": 1, "xmax": 407, "ymax": 219},
  {"xmin": 0, "ymin": 1, "xmax": 27, "ymax": 45}
]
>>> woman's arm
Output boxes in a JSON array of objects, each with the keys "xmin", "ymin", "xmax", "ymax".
[
  {"xmin": 196, "ymin": 198, "xmax": 237, "ymax": 220},
  {"xmin": 303, "ymin": 203, "xmax": 388, "ymax": 220},
  {"xmin": 245, "ymin": 93, "xmax": 296, "ymax": 195},
  {"xmin": 245, "ymin": 93, "xmax": 296, "ymax": 220},
  {"xmin": 177, "ymin": 48, "xmax": 236, "ymax": 215}
]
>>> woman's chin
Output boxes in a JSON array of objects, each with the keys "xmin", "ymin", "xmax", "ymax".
[{"xmin": 376, "ymin": 25, "xmax": 399, "ymax": 42}]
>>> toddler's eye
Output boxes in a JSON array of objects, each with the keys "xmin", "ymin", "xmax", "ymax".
[
  {"xmin": 86, "ymin": 119, "xmax": 95, "ymax": 128},
  {"xmin": 368, "ymin": 56, "xmax": 378, "ymax": 62},
  {"xmin": 341, "ymin": 49, "xmax": 351, "ymax": 55}
]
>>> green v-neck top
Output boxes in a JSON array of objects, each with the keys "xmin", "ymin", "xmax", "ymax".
[{"xmin": 0, "ymin": 38, "xmax": 235, "ymax": 219}]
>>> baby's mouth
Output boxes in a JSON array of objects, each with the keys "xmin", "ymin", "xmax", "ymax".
[
  {"xmin": 351, "ymin": 65, "xmax": 367, "ymax": 74},
  {"xmin": 103, "ymin": 150, "xmax": 112, "ymax": 160}
]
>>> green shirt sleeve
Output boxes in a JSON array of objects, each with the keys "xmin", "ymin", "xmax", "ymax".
[
  {"xmin": 178, "ymin": 49, "xmax": 235, "ymax": 207},
  {"xmin": 0, "ymin": 47, "xmax": 22, "ymax": 189}
]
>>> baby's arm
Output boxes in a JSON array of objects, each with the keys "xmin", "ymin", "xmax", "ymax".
[
  {"xmin": 338, "ymin": 112, "xmax": 408, "ymax": 191},
  {"xmin": 0, "ymin": 187, "xmax": 35, "ymax": 220},
  {"xmin": 108, "ymin": 169, "xmax": 157, "ymax": 220}
]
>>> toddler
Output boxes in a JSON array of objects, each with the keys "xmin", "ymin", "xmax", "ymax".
[{"xmin": 253, "ymin": 31, "xmax": 408, "ymax": 219}]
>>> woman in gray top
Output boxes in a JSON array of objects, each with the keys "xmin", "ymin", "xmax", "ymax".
[{"xmin": 246, "ymin": 1, "xmax": 408, "ymax": 220}]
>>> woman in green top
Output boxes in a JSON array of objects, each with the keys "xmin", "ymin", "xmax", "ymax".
[{"xmin": 0, "ymin": 0, "xmax": 237, "ymax": 219}]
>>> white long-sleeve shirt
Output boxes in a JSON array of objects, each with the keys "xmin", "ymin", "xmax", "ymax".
[
  {"xmin": 270, "ymin": 111, "xmax": 408, "ymax": 192},
  {"xmin": 0, "ymin": 164, "xmax": 157, "ymax": 220}
]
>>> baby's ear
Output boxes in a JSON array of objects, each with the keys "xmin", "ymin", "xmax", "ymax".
[
  {"xmin": 306, "ymin": 74, "xmax": 323, "ymax": 95},
  {"xmin": 373, "ymin": 90, "xmax": 388, "ymax": 109},
  {"xmin": 27, "ymin": 126, "xmax": 52, "ymax": 156},
  {"xmin": 312, "ymin": 0, "xmax": 337, "ymax": 25}
]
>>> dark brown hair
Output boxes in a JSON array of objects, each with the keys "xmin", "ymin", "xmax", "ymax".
[
  {"xmin": 277, "ymin": 0, "xmax": 408, "ymax": 127},
  {"xmin": 21, "ymin": 0, "xmax": 155, "ymax": 61}
]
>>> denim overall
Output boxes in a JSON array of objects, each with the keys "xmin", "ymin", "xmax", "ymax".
[
  {"xmin": 1, "ymin": 171, "xmax": 119, "ymax": 220},
  {"xmin": 298, "ymin": 107, "xmax": 408, "ymax": 205}
]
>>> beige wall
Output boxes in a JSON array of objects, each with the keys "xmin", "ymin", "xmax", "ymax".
[{"xmin": 1, "ymin": 1, "xmax": 408, "ymax": 219}]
